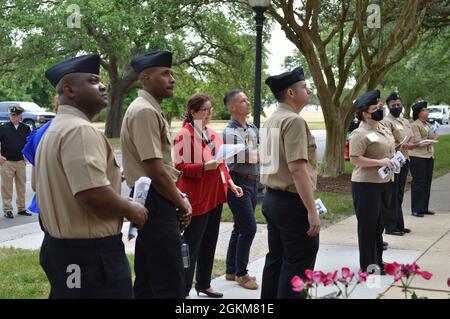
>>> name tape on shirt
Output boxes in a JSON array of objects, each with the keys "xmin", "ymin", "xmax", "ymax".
[{"xmin": 366, "ymin": 132, "xmax": 379, "ymax": 142}]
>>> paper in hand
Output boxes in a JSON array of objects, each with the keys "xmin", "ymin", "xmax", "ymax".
[
  {"xmin": 215, "ymin": 144, "xmax": 245, "ymax": 162},
  {"xmin": 417, "ymin": 139, "xmax": 438, "ymax": 145}
]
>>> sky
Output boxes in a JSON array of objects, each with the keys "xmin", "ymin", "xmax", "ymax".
[{"xmin": 266, "ymin": 23, "xmax": 297, "ymax": 75}]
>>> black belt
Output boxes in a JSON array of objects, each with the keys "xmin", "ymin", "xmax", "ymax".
[
  {"xmin": 267, "ymin": 187, "xmax": 299, "ymax": 198},
  {"xmin": 231, "ymin": 171, "xmax": 259, "ymax": 181},
  {"xmin": 44, "ymin": 232, "xmax": 123, "ymax": 248}
]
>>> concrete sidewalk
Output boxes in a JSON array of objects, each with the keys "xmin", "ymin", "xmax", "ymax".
[{"xmin": 1, "ymin": 174, "xmax": 449, "ymax": 299}]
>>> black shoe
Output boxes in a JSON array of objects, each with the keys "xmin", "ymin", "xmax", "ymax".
[
  {"xmin": 402, "ymin": 228, "xmax": 411, "ymax": 233},
  {"xmin": 422, "ymin": 211, "xmax": 435, "ymax": 215},
  {"xmin": 196, "ymin": 288, "xmax": 223, "ymax": 298},
  {"xmin": 17, "ymin": 210, "xmax": 32, "ymax": 216},
  {"xmin": 368, "ymin": 266, "xmax": 386, "ymax": 276},
  {"xmin": 385, "ymin": 230, "xmax": 404, "ymax": 236},
  {"xmin": 3, "ymin": 211, "xmax": 13, "ymax": 219},
  {"xmin": 412, "ymin": 212, "xmax": 424, "ymax": 217}
]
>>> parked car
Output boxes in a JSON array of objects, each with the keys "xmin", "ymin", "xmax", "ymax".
[
  {"xmin": 0, "ymin": 101, "xmax": 56, "ymax": 129},
  {"xmin": 427, "ymin": 105, "xmax": 449, "ymax": 125}
]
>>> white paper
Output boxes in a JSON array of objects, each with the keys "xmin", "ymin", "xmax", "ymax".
[
  {"xmin": 366, "ymin": 132, "xmax": 379, "ymax": 142},
  {"xmin": 396, "ymin": 136, "xmax": 408, "ymax": 148},
  {"xmin": 215, "ymin": 144, "xmax": 245, "ymax": 161},
  {"xmin": 315, "ymin": 199, "xmax": 327, "ymax": 215},
  {"xmin": 417, "ymin": 139, "xmax": 438, "ymax": 145}
]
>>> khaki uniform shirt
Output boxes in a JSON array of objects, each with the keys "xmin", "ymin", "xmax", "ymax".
[
  {"xmin": 260, "ymin": 103, "xmax": 317, "ymax": 193},
  {"xmin": 35, "ymin": 105, "xmax": 122, "ymax": 239},
  {"xmin": 381, "ymin": 113, "xmax": 413, "ymax": 159},
  {"xmin": 350, "ymin": 121, "xmax": 395, "ymax": 183},
  {"xmin": 409, "ymin": 119, "xmax": 435, "ymax": 159},
  {"xmin": 121, "ymin": 89, "xmax": 180, "ymax": 187}
]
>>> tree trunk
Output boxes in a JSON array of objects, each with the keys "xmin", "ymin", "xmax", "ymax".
[
  {"xmin": 105, "ymin": 84, "xmax": 126, "ymax": 138},
  {"xmin": 319, "ymin": 105, "xmax": 347, "ymax": 177}
]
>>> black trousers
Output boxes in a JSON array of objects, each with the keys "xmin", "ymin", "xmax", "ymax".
[
  {"xmin": 183, "ymin": 204, "xmax": 222, "ymax": 295},
  {"xmin": 39, "ymin": 232, "xmax": 133, "ymax": 299},
  {"xmin": 352, "ymin": 182, "xmax": 390, "ymax": 272},
  {"xmin": 261, "ymin": 189, "xmax": 319, "ymax": 299},
  {"xmin": 409, "ymin": 156, "xmax": 434, "ymax": 214},
  {"xmin": 133, "ymin": 185, "xmax": 186, "ymax": 299},
  {"xmin": 384, "ymin": 161, "xmax": 409, "ymax": 232}
]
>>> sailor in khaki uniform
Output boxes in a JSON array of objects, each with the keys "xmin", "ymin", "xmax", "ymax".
[
  {"xmin": 350, "ymin": 90, "xmax": 395, "ymax": 274},
  {"xmin": 260, "ymin": 67, "xmax": 320, "ymax": 299},
  {"xmin": 121, "ymin": 51, "xmax": 192, "ymax": 299},
  {"xmin": 381, "ymin": 92, "xmax": 414, "ymax": 235},
  {"xmin": 409, "ymin": 101, "xmax": 437, "ymax": 217},
  {"xmin": 37, "ymin": 54, "xmax": 148, "ymax": 298}
]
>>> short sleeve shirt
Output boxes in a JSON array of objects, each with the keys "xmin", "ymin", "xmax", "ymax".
[
  {"xmin": 222, "ymin": 118, "xmax": 260, "ymax": 176},
  {"xmin": 121, "ymin": 90, "xmax": 180, "ymax": 187},
  {"xmin": 260, "ymin": 103, "xmax": 317, "ymax": 193},
  {"xmin": 381, "ymin": 113, "xmax": 413, "ymax": 159},
  {"xmin": 35, "ymin": 105, "xmax": 122, "ymax": 239},
  {"xmin": 409, "ymin": 119, "xmax": 435, "ymax": 159},
  {"xmin": 350, "ymin": 121, "xmax": 395, "ymax": 183}
]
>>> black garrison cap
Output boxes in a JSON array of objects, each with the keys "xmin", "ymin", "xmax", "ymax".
[
  {"xmin": 412, "ymin": 100, "xmax": 428, "ymax": 113},
  {"xmin": 354, "ymin": 90, "xmax": 380, "ymax": 109},
  {"xmin": 265, "ymin": 67, "xmax": 306, "ymax": 95},
  {"xmin": 131, "ymin": 51, "xmax": 173, "ymax": 74},
  {"xmin": 45, "ymin": 54, "xmax": 101, "ymax": 87},
  {"xmin": 386, "ymin": 91, "xmax": 400, "ymax": 104}
]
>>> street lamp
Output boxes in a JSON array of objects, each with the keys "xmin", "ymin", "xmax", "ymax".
[{"xmin": 249, "ymin": 0, "xmax": 271, "ymax": 129}]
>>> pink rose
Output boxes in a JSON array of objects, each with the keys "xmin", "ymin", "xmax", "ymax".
[
  {"xmin": 358, "ymin": 270, "xmax": 368, "ymax": 283},
  {"xmin": 419, "ymin": 271, "xmax": 433, "ymax": 280},
  {"xmin": 312, "ymin": 271, "xmax": 324, "ymax": 284},
  {"xmin": 291, "ymin": 275, "xmax": 305, "ymax": 292},
  {"xmin": 305, "ymin": 269, "xmax": 314, "ymax": 280},
  {"xmin": 384, "ymin": 262, "xmax": 401, "ymax": 276}
]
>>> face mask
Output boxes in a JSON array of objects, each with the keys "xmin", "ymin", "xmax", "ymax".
[
  {"xmin": 389, "ymin": 107, "xmax": 403, "ymax": 118},
  {"xmin": 369, "ymin": 109, "xmax": 384, "ymax": 121}
]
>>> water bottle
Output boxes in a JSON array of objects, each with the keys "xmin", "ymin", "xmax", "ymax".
[
  {"xmin": 128, "ymin": 176, "xmax": 151, "ymax": 240},
  {"xmin": 133, "ymin": 176, "xmax": 151, "ymax": 205},
  {"xmin": 181, "ymin": 236, "xmax": 190, "ymax": 269}
]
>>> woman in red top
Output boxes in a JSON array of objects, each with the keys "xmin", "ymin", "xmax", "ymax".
[{"xmin": 174, "ymin": 93, "xmax": 243, "ymax": 298}]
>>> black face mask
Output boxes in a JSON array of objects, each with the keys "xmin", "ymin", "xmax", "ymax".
[
  {"xmin": 369, "ymin": 109, "xmax": 384, "ymax": 121},
  {"xmin": 389, "ymin": 107, "xmax": 403, "ymax": 118}
]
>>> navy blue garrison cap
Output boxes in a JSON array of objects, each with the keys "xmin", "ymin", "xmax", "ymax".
[
  {"xmin": 265, "ymin": 67, "xmax": 305, "ymax": 95},
  {"xmin": 45, "ymin": 54, "xmax": 101, "ymax": 87},
  {"xmin": 131, "ymin": 51, "xmax": 173, "ymax": 73},
  {"xmin": 412, "ymin": 100, "xmax": 428, "ymax": 113},
  {"xmin": 354, "ymin": 90, "xmax": 380, "ymax": 109},
  {"xmin": 386, "ymin": 91, "xmax": 400, "ymax": 104}
]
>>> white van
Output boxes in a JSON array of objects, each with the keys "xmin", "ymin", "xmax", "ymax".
[{"xmin": 427, "ymin": 105, "xmax": 449, "ymax": 125}]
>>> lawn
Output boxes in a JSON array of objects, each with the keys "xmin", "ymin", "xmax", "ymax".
[
  {"xmin": 344, "ymin": 134, "xmax": 450, "ymax": 178},
  {"xmin": 221, "ymin": 191, "xmax": 354, "ymax": 227},
  {"xmin": 0, "ymin": 247, "xmax": 226, "ymax": 299}
]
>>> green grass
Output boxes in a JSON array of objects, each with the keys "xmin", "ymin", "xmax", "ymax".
[
  {"xmin": 345, "ymin": 135, "xmax": 450, "ymax": 178},
  {"xmin": 0, "ymin": 246, "xmax": 225, "ymax": 299},
  {"xmin": 0, "ymin": 248, "xmax": 50, "ymax": 298},
  {"xmin": 433, "ymin": 135, "xmax": 450, "ymax": 178},
  {"xmin": 107, "ymin": 138, "xmax": 121, "ymax": 150},
  {"xmin": 307, "ymin": 122, "xmax": 326, "ymax": 130},
  {"xmin": 221, "ymin": 191, "xmax": 353, "ymax": 227}
]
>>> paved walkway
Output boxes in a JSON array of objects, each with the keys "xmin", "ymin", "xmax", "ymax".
[{"xmin": 1, "ymin": 174, "xmax": 449, "ymax": 299}]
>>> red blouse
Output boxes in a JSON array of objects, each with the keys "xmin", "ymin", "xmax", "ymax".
[{"xmin": 174, "ymin": 123, "xmax": 231, "ymax": 216}]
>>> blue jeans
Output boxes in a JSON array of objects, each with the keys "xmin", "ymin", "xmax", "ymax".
[{"xmin": 226, "ymin": 174, "xmax": 258, "ymax": 276}]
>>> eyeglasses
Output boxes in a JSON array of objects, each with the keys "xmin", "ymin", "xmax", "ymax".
[{"xmin": 198, "ymin": 107, "xmax": 214, "ymax": 113}]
